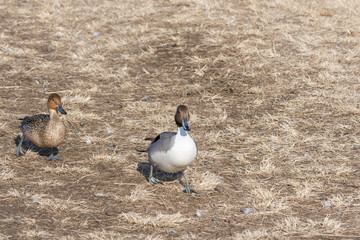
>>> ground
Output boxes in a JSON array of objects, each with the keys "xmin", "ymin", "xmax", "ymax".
[{"xmin": 0, "ymin": 0, "xmax": 360, "ymax": 239}]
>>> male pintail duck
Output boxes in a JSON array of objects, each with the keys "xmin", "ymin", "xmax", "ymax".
[
  {"xmin": 146, "ymin": 105, "xmax": 197, "ymax": 193},
  {"xmin": 16, "ymin": 93, "xmax": 67, "ymax": 161}
]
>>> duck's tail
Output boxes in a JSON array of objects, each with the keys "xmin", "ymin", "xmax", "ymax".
[
  {"xmin": 19, "ymin": 116, "xmax": 29, "ymax": 121},
  {"xmin": 136, "ymin": 137, "xmax": 154, "ymax": 153},
  {"xmin": 18, "ymin": 117, "xmax": 30, "ymax": 130},
  {"xmin": 135, "ymin": 148, "xmax": 147, "ymax": 154}
]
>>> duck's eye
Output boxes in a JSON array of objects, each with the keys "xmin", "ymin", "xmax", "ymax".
[{"xmin": 52, "ymin": 99, "xmax": 55, "ymax": 102}]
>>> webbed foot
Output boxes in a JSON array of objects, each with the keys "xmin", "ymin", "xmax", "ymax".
[
  {"xmin": 148, "ymin": 165, "xmax": 163, "ymax": 185},
  {"xmin": 149, "ymin": 176, "xmax": 163, "ymax": 185},
  {"xmin": 47, "ymin": 153, "xmax": 61, "ymax": 161},
  {"xmin": 183, "ymin": 186, "xmax": 197, "ymax": 194}
]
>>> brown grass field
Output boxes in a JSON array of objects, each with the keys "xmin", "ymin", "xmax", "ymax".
[{"xmin": 1, "ymin": 0, "xmax": 360, "ymax": 239}]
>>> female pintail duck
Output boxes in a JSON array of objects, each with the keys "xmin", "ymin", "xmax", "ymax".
[
  {"xmin": 16, "ymin": 93, "xmax": 67, "ymax": 161},
  {"xmin": 147, "ymin": 105, "xmax": 197, "ymax": 193}
]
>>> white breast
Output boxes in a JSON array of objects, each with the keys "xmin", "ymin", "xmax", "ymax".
[{"xmin": 150, "ymin": 130, "xmax": 197, "ymax": 173}]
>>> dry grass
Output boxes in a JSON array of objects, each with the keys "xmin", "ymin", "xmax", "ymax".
[
  {"xmin": 122, "ymin": 211, "xmax": 188, "ymax": 227},
  {"xmin": 124, "ymin": 186, "xmax": 156, "ymax": 202},
  {"xmin": 191, "ymin": 170, "xmax": 223, "ymax": 191},
  {"xmin": 0, "ymin": 0, "xmax": 360, "ymax": 239}
]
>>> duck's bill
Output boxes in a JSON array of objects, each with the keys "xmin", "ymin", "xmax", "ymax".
[
  {"xmin": 57, "ymin": 104, "xmax": 67, "ymax": 115},
  {"xmin": 182, "ymin": 118, "xmax": 191, "ymax": 131}
]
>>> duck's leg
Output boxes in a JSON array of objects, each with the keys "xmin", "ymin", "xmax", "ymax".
[
  {"xmin": 183, "ymin": 169, "xmax": 196, "ymax": 194},
  {"xmin": 47, "ymin": 148, "xmax": 61, "ymax": 161},
  {"xmin": 148, "ymin": 165, "xmax": 162, "ymax": 185},
  {"xmin": 16, "ymin": 135, "xmax": 25, "ymax": 156}
]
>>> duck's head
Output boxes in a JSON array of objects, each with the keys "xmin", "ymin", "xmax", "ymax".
[
  {"xmin": 47, "ymin": 93, "xmax": 67, "ymax": 115},
  {"xmin": 175, "ymin": 105, "xmax": 191, "ymax": 131}
]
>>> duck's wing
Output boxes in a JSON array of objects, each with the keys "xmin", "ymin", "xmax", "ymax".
[
  {"xmin": 19, "ymin": 114, "xmax": 50, "ymax": 131},
  {"xmin": 147, "ymin": 132, "xmax": 177, "ymax": 153}
]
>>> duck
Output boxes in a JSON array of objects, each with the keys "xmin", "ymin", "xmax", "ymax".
[
  {"xmin": 146, "ymin": 105, "xmax": 197, "ymax": 193},
  {"xmin": 16, "ymin": 93, "xmax": 67, "ymax": 161}
]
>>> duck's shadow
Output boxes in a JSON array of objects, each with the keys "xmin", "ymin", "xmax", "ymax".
[
  {"xmin": 14, "ymin": 135, "xmax": 59, "ymax": 157},
  {"xmin": 137, "ymin": 162, "xmax": 183, "ymax": 182}
]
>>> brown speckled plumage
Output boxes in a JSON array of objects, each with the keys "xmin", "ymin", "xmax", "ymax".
[
  {"xmin": 16, "ymin": 93, "xmax": 67, "ymax": 160},
  {"xmin": 20, "ymin": 113, "xmax": 66, "ymax": 148}
]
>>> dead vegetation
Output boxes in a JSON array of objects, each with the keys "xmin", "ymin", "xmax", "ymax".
[{"xmin": 0, "ymin": 0, "xmax": 360, "ymax": 239}]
